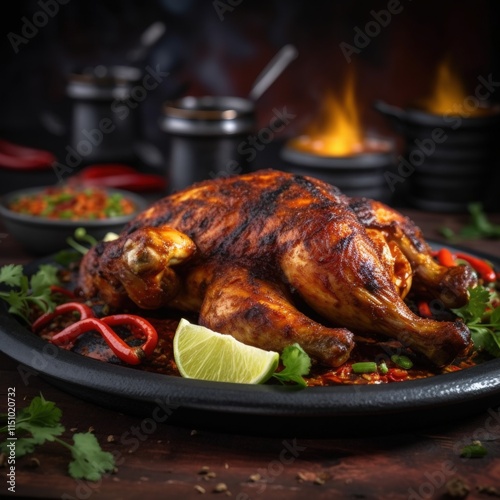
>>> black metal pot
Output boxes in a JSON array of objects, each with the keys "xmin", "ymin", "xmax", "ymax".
[
  {"xmin": 160, "ymin": 96, "xmax": 256, "ymax": 193},
  {"xmin": 374, "ymin": 100, "xmax": 500, "ymax": 212},
  {"xmin": 67, "ymin": 66, "xmax": 143, "ymax": 165},
  {"xmin": 280, "ymin": 138, "xmax": 396, "ymax": 202}
]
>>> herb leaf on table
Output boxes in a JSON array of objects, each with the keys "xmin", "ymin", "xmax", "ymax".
[{"xmin": 0, "ymin": 394, "xmax": 115, "ymax": 481}]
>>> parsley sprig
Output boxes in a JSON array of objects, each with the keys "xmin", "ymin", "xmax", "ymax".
[
  {"xmin": 272, "ymin": 343, "xmax": 312, "ymax": 387},
  {"xmin": 0, "ymin": 264, "xmax": 60, "ymax": 322},
  {"xmin": 0, "ymin": 394, "xmax": 115, "ymax": 481},
  {"xmin": 452, "ymin": 285, "xmax": 500, "ymax": 357}
]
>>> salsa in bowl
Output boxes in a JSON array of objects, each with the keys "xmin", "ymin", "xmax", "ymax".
[{"xmin": 0, "ymin": 185, "xmax": 148, "ymax": 255}]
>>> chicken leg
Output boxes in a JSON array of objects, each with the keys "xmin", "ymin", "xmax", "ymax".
[
  {"xmin": 199, "ymin": 266, "xmax": 354, "ymax": 367},
  {"xmin": 280, "ymin": 219, "xmax": 471, "ymax": 366}
]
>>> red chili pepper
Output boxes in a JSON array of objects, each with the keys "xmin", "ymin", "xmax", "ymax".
[
  {"xmin": 436, "ymin": 248, "xmax": 457, "ymax": 267},
  {"xmin": 0, "ymin": 139, "xmax": 55, "ymax": 170},
  {"xmin": 100, "ymin": 314, "xmax": 158, "ymax": 359},
  {"xmin": 50, "ymin": 315, "xmax": 158, "ymax": 365},
  {"xmin": 418, "ymin": 301, "xmax": 432, "ymax": 318},
  {"xmin": 69, "ymin": 164, "xmax": 166, "ymax": 192},
  {"xmin": 32, "ymin": 302, "xmax": 94, "ymax": 332},
  {"xmin": 77, "ymin": 164, "xmax": 137, "ymax": 178},
  {"xmin": 455, "ymin": 253, "xmax": 497, "ymax": 283}
]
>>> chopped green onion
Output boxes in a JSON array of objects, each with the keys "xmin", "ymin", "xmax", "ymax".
[
  {"xmin": 378, "ymin": 361, "xmax": 389, "ymax": 374},
  {"xmin": 58, "ymin": 210, "xmax": 74, "ymax": 219},
  {"xmin": 460, "ymin": 442, "xmax": 487, "ymax": 458},
  {"xmin": 391, "ymin": 354, "xmax": 413, "ymax": 370},
  {"xmin": 351, "ymin": 362, "xmax": 378, "ymax": 374}
]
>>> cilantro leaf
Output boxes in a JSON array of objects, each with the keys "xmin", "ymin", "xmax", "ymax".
[
  {"xmin": 272, "ymin": 343, "xmax": 311, "ymax": 388},
  {"xmin": 452, "ymin": 286, "xmax": 490, "ymax": 324},
  {"xmin": 0, "ymin": 264, "xmax": 60, "ymax": 322},
  {"xmin": 68, "ymin": 433, "xmax": 115, "ymax": 481},
  {"xmin": 31, "ymin": 265, "xmax": 60, "ymax": 293},
  {"xmin": 0, "ymin": 395, "xmax": 64, "ymax": 457},
  {"xmin": 10, "ymin": 437, "xmax": 39, "ymax": 457},
  {"xmin": 19, "ymin": 394, "xmax": 62, "ymax": 428},
  {"xmin": 470, "ymin": 327, "xmax": 500, "ymax": 358},
  {"xmin": 0, "ymin": 394, "xmax": 115, "ymax": 481},
  {"xmin": 491, "ymin": 306, "xmax": 500, "ymax": 326},
  {"xmin": 0, "ymin": 264, "xmax": 23, "ymax": 287},
  {"xmin": 452, "ymin": 285, "xmax": 500, "ymax": 358}
]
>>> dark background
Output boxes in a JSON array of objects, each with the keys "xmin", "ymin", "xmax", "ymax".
[{"xmin": 0, "ymin": 0, "xmax": 499, "ymax": 203}]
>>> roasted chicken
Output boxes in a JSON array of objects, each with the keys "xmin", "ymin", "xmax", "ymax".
[{"xmin": 79, "ymin": 170, "xmax": 476, "ymax": 367}]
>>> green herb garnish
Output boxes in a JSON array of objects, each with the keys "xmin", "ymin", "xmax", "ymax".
[
  {"xmin": 66, "ymin": 227, "xmax": 98, "ymax": 255},
  {"xmin": 0, "ymin": 394, "xmax": 115, "ymax": 481},
  {"xmin": 452, "ymin": 285, "xmax": 500, "ymax": 358},
  {"xmin": 272, "ymin": 343, "xmax": 311, "ymax": 387},
  {"xmin": 0, "ymin": 264, "xmax": 60, "ymax": 322},
  {"xmin": 460, "ymin": 441, "xmax": 488, "ymax": 458},
  {"xmin": 441, "ymin": 203, "xmax": 500, "ymax": 241}
]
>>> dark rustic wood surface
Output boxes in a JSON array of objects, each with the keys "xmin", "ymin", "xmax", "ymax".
[{"xmin": 1, "ymin": 211, "xmax": 500, "ymax": 500}]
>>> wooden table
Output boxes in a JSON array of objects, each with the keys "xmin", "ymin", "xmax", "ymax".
[{"xmin": 1, "ymin": 211, "xmax": 500, "ymax": 500}]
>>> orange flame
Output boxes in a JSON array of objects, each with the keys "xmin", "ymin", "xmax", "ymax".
[
  {"xmin": 420, "ymin": 58, "xmax": 470, "ymax": 115},
  {"xmin": 290, "ymin": 72, "xmax": 364, "ymax": 156}
]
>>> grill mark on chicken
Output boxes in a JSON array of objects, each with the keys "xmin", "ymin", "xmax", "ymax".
[{"xmin": 359, "ymin": 261, "xmax": 380, "ymax": 293}]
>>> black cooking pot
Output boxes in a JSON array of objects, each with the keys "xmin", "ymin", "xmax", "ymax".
[
  {"xmin": 374, "ymin": 100, "xmax": 500, "ymax": 212},
  {"xmin": 280, "ymin": 137, "xmax": 396, "ymax": 202},
  {"xmin": 67, "ymin": 65, "xmax": 143, "ymax": 165},
  {"xmin": 160, "ymin": 96, "xmax": 256, "ymax": 193}
]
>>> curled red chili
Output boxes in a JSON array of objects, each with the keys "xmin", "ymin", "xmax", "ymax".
[
  {"xmin": 99, "ymin": 314, "xmax": 158, "ymax": 359},
  {"xmin": 34, "ymin": 302, "xmax": 159, "ymax": 365},
  {"xmin": 50, "ymin": 315, "xmax": 158, "ymax": 365},
  {"xmin": 32, "ymin": 302, "xmax": 94, "ymax": 332}
]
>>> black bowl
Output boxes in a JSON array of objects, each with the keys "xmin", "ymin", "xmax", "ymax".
[{"xmin": 0, "ymin": 186, "xmax": 149, "ymax": 255}]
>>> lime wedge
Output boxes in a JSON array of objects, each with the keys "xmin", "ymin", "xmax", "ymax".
[{"xmin": 173, "ymin": 319, "xmax": 279, "ymax": 384}]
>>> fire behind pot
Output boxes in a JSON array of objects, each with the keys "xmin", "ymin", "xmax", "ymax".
[
  {"xmin": 280, "ymin": 72, "xmax": 396, "ymax": 202},
  {"xmin": 375, "ymin": 59, "xmax": 500, "ymax": 212}
]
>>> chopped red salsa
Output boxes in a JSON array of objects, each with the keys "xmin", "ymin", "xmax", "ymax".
[{"xmin": 9, "ymin": 186, "xmax": 136, "ymax": 220}]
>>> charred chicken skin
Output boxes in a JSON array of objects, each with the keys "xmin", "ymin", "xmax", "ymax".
[{"xmin": 79, "ymin": 170, "xmax": 476, "ymax": 368}]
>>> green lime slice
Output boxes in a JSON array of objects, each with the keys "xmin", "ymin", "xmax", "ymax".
[{"xmin": 173, "ymin": 318, "xmax": 279, "ymax": 384}]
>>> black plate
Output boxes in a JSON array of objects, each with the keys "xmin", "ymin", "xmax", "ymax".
[{"xmin": 1, "ymin": 245, "xmax": 500, "ymax": 437}]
